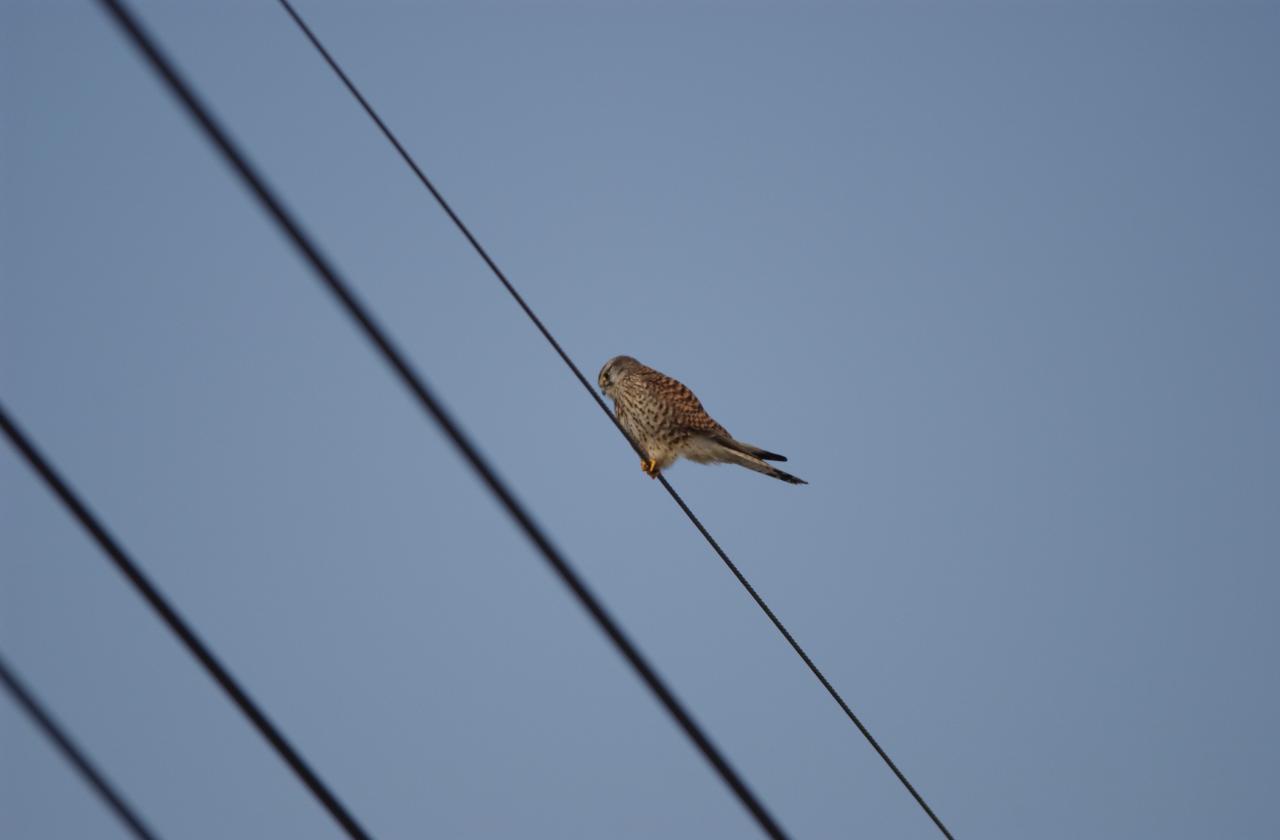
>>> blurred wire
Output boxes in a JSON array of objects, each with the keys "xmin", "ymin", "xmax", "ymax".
[
  {"xmin": 89, "ymin": 1, "xmax": 790, "ymax": 836},
  {"xmin": 272, "ymin": 2, "xmax": 954, "ymax": 837},
  {"xmin": 0, "ymin": 649, "xmax": 162, "ymax": 840},
  {"xmin": 0, "ymin": 403, "xmax": 376, "ymax": 840}
]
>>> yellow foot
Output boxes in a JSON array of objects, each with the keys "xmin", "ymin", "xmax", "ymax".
[{"xmin": 640, "ymin": 458, "xmax": 660, "ymax": 478}]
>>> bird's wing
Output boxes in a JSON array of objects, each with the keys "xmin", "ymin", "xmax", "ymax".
[
  {"xmin": 646, "ymin": 369, "xmax": 730, "ymax": 437},
  {"xmin": 712, "ymin": 435, "xmax": 788, "ymax": 462}
]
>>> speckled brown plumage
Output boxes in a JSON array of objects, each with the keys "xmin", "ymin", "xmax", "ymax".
[{"xmin": 597, "ymin": 356, "xmax": 807, "ymax": 485}]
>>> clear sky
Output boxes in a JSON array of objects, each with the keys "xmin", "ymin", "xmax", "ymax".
[{"xmin": 3, "ymin": 1, "xmax": 1278, "ymax": 838}]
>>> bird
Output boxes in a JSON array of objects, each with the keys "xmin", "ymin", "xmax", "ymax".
[{"xmin": 597, "ymin": 355, "xmax": 807, "ymax": 485}]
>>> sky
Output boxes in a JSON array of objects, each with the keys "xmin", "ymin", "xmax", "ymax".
[{"xmin": 2, "ymin": 1, "xmax": 1278, "ymax": 838}]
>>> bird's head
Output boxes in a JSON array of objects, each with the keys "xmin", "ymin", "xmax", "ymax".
[{"xmin": 598, "ymin": 355, "xmax": 641, "ymax": 397}]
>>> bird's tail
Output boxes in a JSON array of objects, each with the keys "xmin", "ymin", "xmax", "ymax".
[{"xmin": 716, "ymin": 441, "xmax": 808, "ymax": 485}]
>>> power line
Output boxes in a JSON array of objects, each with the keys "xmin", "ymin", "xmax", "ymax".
[
  {"xmin": 0, "ymin": 404, "xmax": 376, "ymax": 840},
  {"xmin": 89, "ymin": 1, "xmax": 790, "ymax": 836},
  {"xmin": 0, "ymin": 649, "xmax": 162, "ymax": 840},
  {"xmin": 271, "ymin": 3, "xmax": 955, "ymax": 838}
]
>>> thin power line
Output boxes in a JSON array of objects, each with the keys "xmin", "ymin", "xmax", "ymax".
[
  {"xmin": 0, "ymin": 650, "xmax": 162, "ymax": 840},
  {"xmin": 89, "ymin": 1, "xmax": 789, "ymax": 836},
  {"xmin": 0, "ymin": 404, "xmax": 375, "ymax": 840},
  {"xmin": 271, "ymin": 3, "xmax": 955, "ymax": 838}
]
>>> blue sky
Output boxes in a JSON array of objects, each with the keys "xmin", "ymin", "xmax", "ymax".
[{"xmin": 3, "ymin": 1, "xmax": 1278, "ymax": 838}]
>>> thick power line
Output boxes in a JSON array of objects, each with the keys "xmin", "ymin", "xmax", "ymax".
[
  {"xmin": 271, "ymin": 3, "xmax": 954, "ymax": 838},
  {"xmin": 0, "ymin": 650, "xmax": 162, "ymax": 840},
  {"xmin": 0, "ymin": 404, "xmax": 376, "ymax": 840},
  {"xmin": 90, "ymin": 0, "xmax": 790, "ymax": 836}
]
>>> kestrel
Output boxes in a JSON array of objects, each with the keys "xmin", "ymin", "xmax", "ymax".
[{"xmin": 598, "ymin": 355, "xmax": 807, "ymax": 485}]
